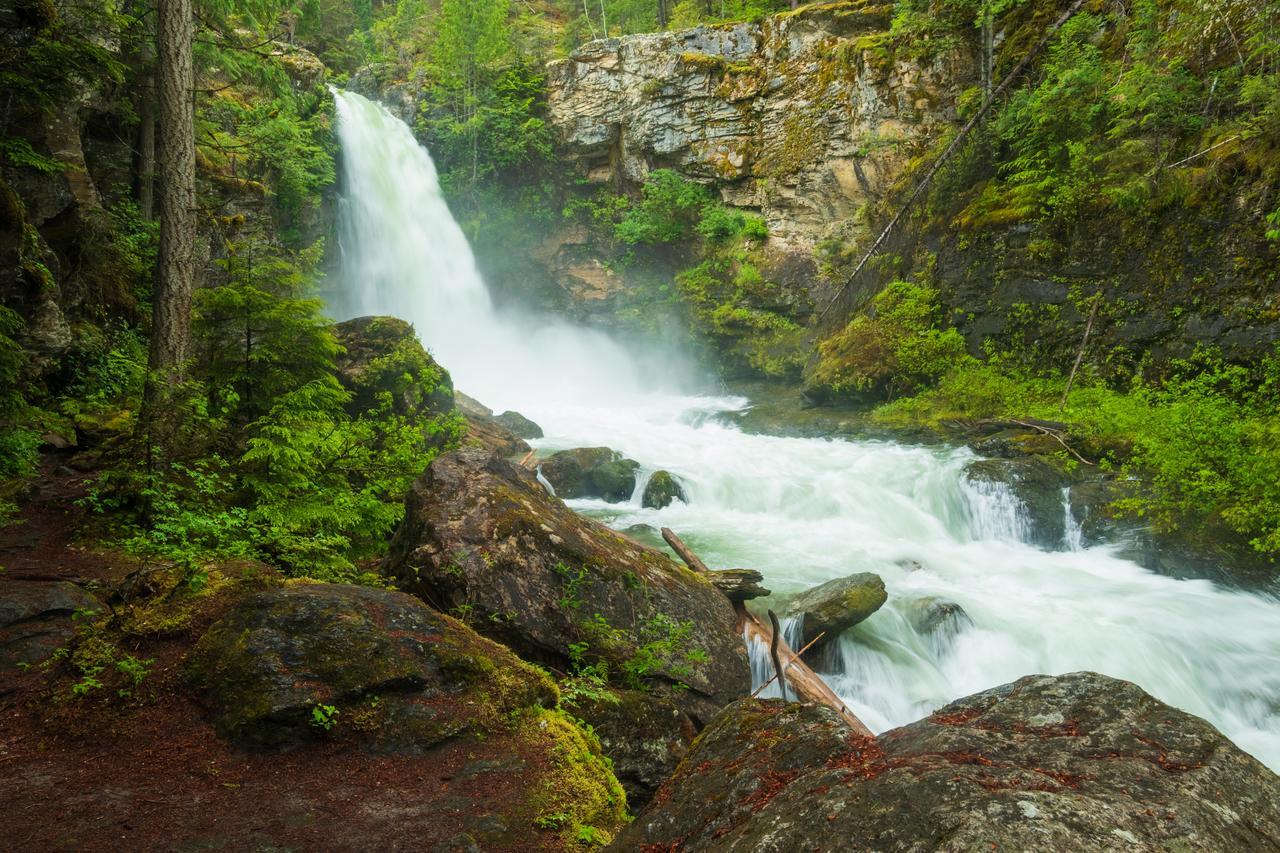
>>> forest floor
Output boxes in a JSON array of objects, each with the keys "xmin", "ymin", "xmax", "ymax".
[{"xmin": 0, "ymin": 457, "xmax": 563, "ymax": 852}]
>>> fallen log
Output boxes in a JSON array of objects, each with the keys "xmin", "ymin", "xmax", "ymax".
[
  {"xmin": 739, "ymin": 602, "xmax": 872, "ymax": 737},
  {"xmin": 662, "ymin": 528, "xmax": 873, "ymax": 737}
]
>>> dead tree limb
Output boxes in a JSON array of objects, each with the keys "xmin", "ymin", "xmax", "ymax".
[
  {"xmin": 1059, "ymin": 289, "xmax": 1102, "ymax": 413},
  {"xmin": 750, "ymin": 631, "xmax": 826, "ymax": 697}
]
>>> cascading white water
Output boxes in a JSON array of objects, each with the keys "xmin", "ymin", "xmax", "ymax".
[{"xmin": 332, "ymin": 90, "xmax": 1280, "ymax": 771}]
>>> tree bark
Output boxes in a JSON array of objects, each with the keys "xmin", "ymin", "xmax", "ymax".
[{"xmin": 149, "ymin": 0, "xmax": 196, "ymax": 381}]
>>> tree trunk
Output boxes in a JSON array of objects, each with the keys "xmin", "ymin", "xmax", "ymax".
[
  {"xmin": 149, "ymin": 0, "xmax": 196, "ymax": 381},
  {"xmin": 136, "ymin": 73, "xmax": 156, "ymax": 220}
]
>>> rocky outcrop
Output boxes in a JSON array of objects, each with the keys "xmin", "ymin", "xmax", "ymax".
[
  {"xmin": 783, "ymin": 571, "xmax": 887, "ymax": 648},
  {"xmin": 616, "ymin": 672, "xmax": 1280, "ymax": 851},
  {"xmin": 186, "ymin": 583, "xmax": 558, "ymax": 750},
  {"xmin": 546, "ymin": 2, "xmax": 971, "ymax": 248},
  {"xmin": 540, "ymin": 447, "xmax": 640, "ymax": 502},
  {"xmin": 642, "ymin": 469, "xmax": 687, "ymax": 509},
  {"xmin": 383, "ymin": 446, "xmax": 750, "ymax": 724},
  {"xmin": 333, "ymin": 316, "xmax": 455, "ymax": 420},
  {"xmin": 491, "ymin": 410, "xmax": 543, "ymax": 439},
  {"xmin": 0, "ymin": 581, "xmax": 102, "ymax": 670}
]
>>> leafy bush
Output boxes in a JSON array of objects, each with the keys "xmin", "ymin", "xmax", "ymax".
[
  {"xmin": 874, "ymin": 347, "xmax": 1280, "ymax": 559},
  {"xmin": 615, "ymin": 170, "xmax": 710, "ymax": 244}
]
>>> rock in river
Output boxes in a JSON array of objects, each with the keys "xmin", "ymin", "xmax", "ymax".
[
  {"xmin": 641, "ymin": 469, "xmax": 687, "ymax": 509},
  {"xmin": 615, "ymin": 671, "xmax": 1280, "ymax": 851},
  {"xmin": 782, "ymin": 572, "xmax": 887, "ymax": 649},
  {"xmin": 539, "ymin": 446, "xmax": 640, "ymax": 502}
]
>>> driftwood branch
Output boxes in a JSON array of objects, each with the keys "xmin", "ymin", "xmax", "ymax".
[
  {"xmin": 662, "ymin": 528, "xmax": 874, "ymax": 737},
  {"xmin": 662, "ymin": 527, "xmax": 710, "ymax": 573}
]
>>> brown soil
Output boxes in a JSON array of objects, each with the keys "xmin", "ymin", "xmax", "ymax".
[{"xmin": 0, "ymin": 459, "xmax": 567, "ymax": 852}]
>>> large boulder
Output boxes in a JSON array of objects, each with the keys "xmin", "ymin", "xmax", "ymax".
[
  {"xmin": 616, "ymin": 672, "xmax": 1280, "ymax": 851},
  {"xmin": 642, "ymin": 470, "xmax": 687, "ymax": 509},
  {"xmin": 384, "ymin": 447, "xmax": 750, "ymax": 724},
  {"xmin": 0, "ymin": 581, "xmax": 102, "ymax": 670},
  {"xmin": 540, "ymin": 447, "xmax": 640, "ymax": 502},
  {"xmin": 186, "ymin": 583, "xmax": 557, "ymax": 750},
  {"xmin": 782, "ymin": 572, "xmax": 887, "ymax": 649},
  {"xmin": 185, "ymin": 583, "xmax": 628, "ymax": 846},
  {"xmin": 333, "ymin": 316, "xmax": 454, "ymax": 420}
]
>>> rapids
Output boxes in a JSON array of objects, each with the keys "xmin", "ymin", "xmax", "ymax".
[{"xmin": 332, "ymin": 89, "xmax": 1280, "ymax": 771}]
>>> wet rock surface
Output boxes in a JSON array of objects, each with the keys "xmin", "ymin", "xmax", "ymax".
[
  {"xmin": 383, "ymin": 447, "xmax": 750, "ymax": 723},
  {"xmin": 186, "ymin": 583, "xmax": 556, "ymax": 750},
  {"xmin": 616, "ymin": 672, "xmax": 1280, "ymax": 851},
  {"xmin": 965, "ymin": 456, "xmax": 1072, "ymax": 548},
  {"xmin": 782, "ymin": 571, "xmax": 887, "ymax": 648},
  {"xmin": 491, "ymin": 410, "xmax": 543, "ymax": 439}
]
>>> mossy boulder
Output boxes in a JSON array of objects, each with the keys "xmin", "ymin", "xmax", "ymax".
[
  {"xmin": 334, "ymin": 316, "xmax": 454, "ymax": 420},
  {"xmin": 384, "ymin": 446, "xmax": 750, "ymax": 725},
  {"xmin": 564, "ymin": 688, "xmax": 696, "ymax": 810},
  {"xmin": 617, "ymin": 672, "xmax": 1280, "ymax": 851},
  {"xmin": 641, "ymin": 470, "xmax": 687, "ymax": 509},
  {"xmin": 185, "ymin": 583, "xmax": 556, "ymax": 750},
  {"xmin": 540, "ymin": 447, "xmax": 640, "ymax": 502},
  {"xmin": 782, "ymin": 571, "xmax": 887, "ymax": 649}
]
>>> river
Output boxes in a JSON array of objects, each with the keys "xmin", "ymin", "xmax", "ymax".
[{"xmin": 331, "ymin": 89, "xmax": 1280, "ymax": 772}]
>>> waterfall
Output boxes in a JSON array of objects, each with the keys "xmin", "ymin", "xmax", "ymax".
[{"xmin": 331, "ymin": 89, "xmax": 1280, "ymax": 772}]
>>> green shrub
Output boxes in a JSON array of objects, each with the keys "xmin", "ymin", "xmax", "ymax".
[{"xmin": 812, "ymin": 280, "xmax": 970, "ymax": 397}]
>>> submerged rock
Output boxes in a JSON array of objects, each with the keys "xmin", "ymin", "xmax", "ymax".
[
  {"xmin": 186, "ymin": 583, "xmax": 557, "ymax": 750},
  {"xmin": 782, "ymin": 572, "xmax": 887, "ymax": 648},
  {"xmin": 383, "ymin": 446, "xmax": 750, "ymax": 724},
  {"xmin": 905, "ymin": 596, "xmax": 973, "ymax": 651},
  {"xmin": 540, "ymin": 447, "xmax": 640, "ymax": 502},
  {"xmin": 0, "ymin": 581, "xmax": 101, "ymax": 670},
  {"xmin": 491, "ymin": 410, "xmax": 543, "ymax": 439},
  {"xmin": 641, "ymin": 470, "xmax": 687, "ymax": 509},
  {"xmin": 965, "ymin": 456, "xmax": 1072, "ymax": 548},
  {"xmin": 617, "ymin": 672, "xmax": 1280, "ymax": 851}
]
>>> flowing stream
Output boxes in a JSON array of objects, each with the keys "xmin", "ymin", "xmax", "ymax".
[{"xmin": 332, "ymin": 90, "xmax": 1280, "ymax": 771}]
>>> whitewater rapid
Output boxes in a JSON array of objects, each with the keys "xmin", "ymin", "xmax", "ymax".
[{"xmin": 332, "ymin": 89, "xmax": 1280, "ymax": 772}]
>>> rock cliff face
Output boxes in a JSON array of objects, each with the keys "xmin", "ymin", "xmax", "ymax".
[{"xmin": 546, "ymin": 2, "xmax": 971, "ymax": 248}]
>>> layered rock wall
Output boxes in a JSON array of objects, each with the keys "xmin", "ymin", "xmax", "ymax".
[{"xmin": 546, "ymin": 2, "xmax": 972, "ymax": 247}]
